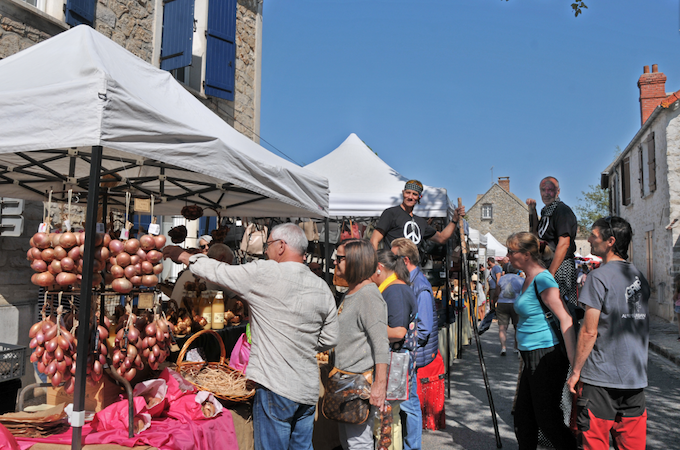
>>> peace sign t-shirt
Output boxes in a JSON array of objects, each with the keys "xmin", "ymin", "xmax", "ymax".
[{"xmin": 376, "ymin": 205, "xmax": 437, "ymax": 250}]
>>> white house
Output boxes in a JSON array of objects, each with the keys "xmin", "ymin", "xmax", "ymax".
[{"xmin": 601, "ymin": 64, "xmax": 680, "ymax": 321}]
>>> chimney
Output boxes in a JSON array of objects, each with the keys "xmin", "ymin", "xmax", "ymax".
[
  {"xmin": 498, "ymin": 176, "xmax": 510, "ymax": 193},
  {"xmin": 638, "ymin": 64, "xmax": 667, "ymax": 126}
]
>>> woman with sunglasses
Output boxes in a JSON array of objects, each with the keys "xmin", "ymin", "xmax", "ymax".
[
  {"xmin": 332, "ymin": 239, "xmax": 389, "ymax": 449},
  {"xmin": 371, "ymin": 249, "xmax": 417, "ymax": 450},
  {"xmin": 506, "ymin": 232, "xmax": 577, "ymax": 450},
  {"xmin": 198, "ymin": 235, "xmax": 213, "ymax": 254}
]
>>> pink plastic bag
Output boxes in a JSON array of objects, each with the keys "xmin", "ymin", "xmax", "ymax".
[{"xmin": 228, "ymin": 325, "xmax": 251, "ymax": 374}]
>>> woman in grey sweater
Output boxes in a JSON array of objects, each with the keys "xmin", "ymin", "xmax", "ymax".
[{"xmin": 334, "ymin": 239, "xmax": 390, "ymax": 450}]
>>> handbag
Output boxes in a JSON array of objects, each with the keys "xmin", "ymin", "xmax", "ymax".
[
  {"xmin": 385, "ymin": 351, "xmax": 410, "ymax": 401},
  {"xmin": 298, "ymin": 219, "xmax": 319, "ymax": 242},
  {"xmin": 240, "ymin": 223, "xmax": 268, "ymax": 255},
  {"xmin": 333, "ymin": 270, "xmax": 349, "ymax": 287},
  {"xmin": 321, "ymin": 355, "xmax": 373, "ymax": 424},
  {"xmin": 228, "ymin": 324, "xmax": 251, "ymax": 374},
  {"xmin": 339, "ymin": 219, "xmax": 360, "ymax": 243}
]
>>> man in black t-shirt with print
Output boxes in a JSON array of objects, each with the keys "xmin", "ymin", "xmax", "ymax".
[
  {"xmin": 370, "ymin": 180, "xmax": 465, "ymax": 251},
  {"xmin": 527, "ymin": 176, "xmax": 578, "ymax": 307}
]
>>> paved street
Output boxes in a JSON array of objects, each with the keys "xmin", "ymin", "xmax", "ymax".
[{"xmin": 422, "ymin": 319, "xmax": 680, "ymax": 449}]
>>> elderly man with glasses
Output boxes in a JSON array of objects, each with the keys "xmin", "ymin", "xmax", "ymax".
[{"xmin": 164, "ymin": 223, "xmax": 339, "ymax": 450}]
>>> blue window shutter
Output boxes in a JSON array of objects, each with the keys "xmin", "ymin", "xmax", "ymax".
[
  {"xmin": 205, "ymin": 0, "xmax": 237, "ymax": 101},
  {"xmin": 65, "ymin": 0, "xmax": 96, "ymax": 27},
  {"xmin": 160, "ymin": 0, "xmax": 195, "ymax": 71}
]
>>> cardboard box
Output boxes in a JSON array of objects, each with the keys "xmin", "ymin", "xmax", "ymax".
[{"xmin": 46, "ymin": 373, "xmax": 123, "ymax": 412}]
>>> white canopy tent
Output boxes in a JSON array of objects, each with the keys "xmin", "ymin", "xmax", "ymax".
[
  {"xmin": 485, "ymin": 232, "xmax": 507, "ymax": 258},
  {"xmin": 305, "ymin": 133, "xmax": 453, "ymax": 218},
  {"xmin": 0, "ymin": 25, "xmax": 331, "ymax": 448},
  {"xmin": 0, "ymin": 25, "xmax": 329, "ymax": 218}
]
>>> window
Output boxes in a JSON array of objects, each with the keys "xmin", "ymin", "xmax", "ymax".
[
  {"xmin": 65, "ymin": 0, "xmax": 95, "ymax": 27},
  {"xmin": 647, "ymin": 132, "xmax": 656, "ymax": 192},
  {"xmin": 160, "ymin": 0, "xmax": 236, "ymax": 101},
  {"xmin": 645, "ymin": 230, "xmax": 654, "ymax": 283},
  {"xmin": 638, "ymin": 144, "xmax": 644, "ymax": 198},
  {"xmin": 621, "ymin": 157, "xmax": 631, "ymax": 206},
  {"xmin": 481, "ymin": 204, "xmax": 493, "ymax": 220}
]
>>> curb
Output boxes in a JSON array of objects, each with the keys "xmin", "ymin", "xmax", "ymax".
[{"xmin": 649, "ymin": 341, "xmax": 680, "ymax": 367}]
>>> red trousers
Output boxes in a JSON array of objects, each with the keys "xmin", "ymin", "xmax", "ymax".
[
  {"xmin": 417, "ymin": 351, "xmax": 446, "ymax": 430},
  {"xmin": 576, "ymin": 382, "xmax": 646, "ymax": 450}
]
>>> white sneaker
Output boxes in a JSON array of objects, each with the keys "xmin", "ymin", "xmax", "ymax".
[{"xmin": 500, "ymin": 348, "xmax": 506, "ymax": 356}]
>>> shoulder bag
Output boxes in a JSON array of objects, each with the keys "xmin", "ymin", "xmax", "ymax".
[
  {"xmin": 321, "ymin": 351, "xmax": 373, "ymax": 424},
  {"xmin": 385, "ymin": 350, "xmax": 410, "ymax": 401},
  {"xmin": 533, "ymin": 280, "xmax": 567, "ymax": 356},
  {"xmin": 298, "ymin": 219, "xmax": 319, "ymax": 242},
  {"xmin": 240, "ymin": 222, "xmax": 268, "ymax": 255}
]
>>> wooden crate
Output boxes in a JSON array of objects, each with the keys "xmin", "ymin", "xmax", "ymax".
[{"xmin": 46, "ymin": 373, "xmax": 123, "ymax": 412}]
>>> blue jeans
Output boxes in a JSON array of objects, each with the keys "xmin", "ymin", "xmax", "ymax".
[
  {"xmin": 399, "ymin": 371, "xmax": 422, "ymax": 449},
  {"xmin": 252, "ymin": 386, "xmax": 316, "ymax": 450}
]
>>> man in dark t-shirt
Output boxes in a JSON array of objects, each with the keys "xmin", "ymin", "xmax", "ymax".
[
  {"xmin": 370, "ymin": 179, "xmax": 465, "ymax": 251},
  {"xmin": 527, "ymin": 176, "xmax": 578, "ymax": 307}
]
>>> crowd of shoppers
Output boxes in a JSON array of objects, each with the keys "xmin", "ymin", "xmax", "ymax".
[{"xmin": 162, "ymin": 176, "xmax": 650, "ymax": 450}]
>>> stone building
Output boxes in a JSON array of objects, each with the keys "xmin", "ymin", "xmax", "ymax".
[
  {"xmin": 466, "ymin": 177, "xmax": 529, "ymax": 245},
  {"xmin": 601, "ymin": 64, "xmax": 680, "ymax": 322},
  {"xmin": 0, "ymin": 0, "xmax": 263, "ymax": 386}
]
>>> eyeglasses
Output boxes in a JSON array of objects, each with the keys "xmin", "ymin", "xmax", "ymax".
[
  {"xmin": 334, "ymin": 254, "xmax": 347, "ymax": 263},
  {"xmin": 263, "ymin": 239, "xmax": 284, "ymax": 252}
]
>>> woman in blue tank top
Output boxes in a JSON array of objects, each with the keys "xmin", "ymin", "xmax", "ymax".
[{"xmin": 506, "ymin": 232, "xmax": 577, "ymax": 450}]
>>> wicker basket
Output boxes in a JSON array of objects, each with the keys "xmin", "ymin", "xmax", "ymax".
[{"xmin": 176, "ymin": 329, "xmax": 256, "ymax": 403}]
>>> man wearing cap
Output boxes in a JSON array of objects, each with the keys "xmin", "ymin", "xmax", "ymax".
[{"xmin": 371, "ymin": 180, "xmax": 465, "ymax": 251}]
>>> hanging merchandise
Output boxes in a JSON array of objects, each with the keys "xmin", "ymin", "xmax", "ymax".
[
  {"xmin": 298, "ymin": 219, "xmax": 319, "ymax": 242},
  {"xmin": 168, "ymin": 225, "xmax": 188, "ymax": 244},
  {"xmin": 120, "ymin": 193, "xmax": 132, "ymax": 240},
  {"xmin": 240, "ymin": 222, "xmax": 268, "ymax": 255},
  {"xmin": 339, "ymin": 219, "xmax": 360, "ymax": 243},
  {"xmin": 181, "ymin": 204, "xmax": 204, "ymax": 221},
  {"xmin": 147, "ymin": 195, "xmax": 161, "ymax": 236}
]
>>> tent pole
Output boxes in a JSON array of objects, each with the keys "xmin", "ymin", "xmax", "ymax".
[
  {"xmin": 72, "ymin": 146, "xmax": 103, "ymax": 450},
  {"xmin": 445, "ymin": 249, "xmax": 450, "ymax": 399},
  {"xmin": 457, "ymin": 198, "xmax": 502, "ymax": 448}
]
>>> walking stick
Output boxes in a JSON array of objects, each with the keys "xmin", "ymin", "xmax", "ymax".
[{"xmin": 458, "ymin": 198, "xmax": 502, "ymax": 448}]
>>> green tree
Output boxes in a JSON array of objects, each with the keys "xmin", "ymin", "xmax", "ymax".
[{"xmin": 575, "ymin": 184, "xmax": 609, "ymax": 231}]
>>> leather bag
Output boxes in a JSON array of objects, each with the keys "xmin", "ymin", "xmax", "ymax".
[
  {"xmin": 240, "ymin": 223, "xmax": 268, "ymax": 255},
  {"xmin": 321, "ymin": 364, "xmax": 372, "ymax": 424},
  {"xmin": 299, "ymin": 220, "xmax": 320, "ymax": 241},
  {"xmin": 339, "ymin": 219, "xmax": 361, "ymax": 243}
]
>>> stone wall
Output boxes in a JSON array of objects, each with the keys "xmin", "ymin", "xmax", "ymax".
[
  {"xmin": 94, "ymin": 0, "xmax": 155, "ymax": 62},
  {"xmin": 466, "ymin": 184, "xmax": 529, "ymax": 245},
  {"xmin": 0, "ymin": 0, "xmax": 66, "ymax": 58}
]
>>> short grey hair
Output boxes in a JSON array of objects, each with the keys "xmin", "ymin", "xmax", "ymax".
[{"xmin": 270, "ymin": 223, "xmax": 308, "ymax": 255}]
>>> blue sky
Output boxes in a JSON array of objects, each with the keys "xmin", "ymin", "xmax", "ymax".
[{"xmin": 259, "ymin": 0, "xmax": 680, "ymax": 216}]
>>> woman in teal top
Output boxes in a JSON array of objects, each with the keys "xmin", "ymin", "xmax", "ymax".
[{"xmin": 506, "ymin": 232, "xmax": 576, "ymax": 450}]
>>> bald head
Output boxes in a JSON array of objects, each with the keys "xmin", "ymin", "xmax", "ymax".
[
  {"xmin": 539, "ymin": 176, "xmax": 560, "ymax": 205},
  {"xmin": 207, "ymin": 243, "xmax": 234, "ymax": 264}
]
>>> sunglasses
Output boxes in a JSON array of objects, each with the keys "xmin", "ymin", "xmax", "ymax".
[
  {"xmin": 334, "ymin": 254, "xmax": 347, "ymax": 263},
  {"xmin": 506, "ymin": 249, "xmax": 520, "ymax": 255}
]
